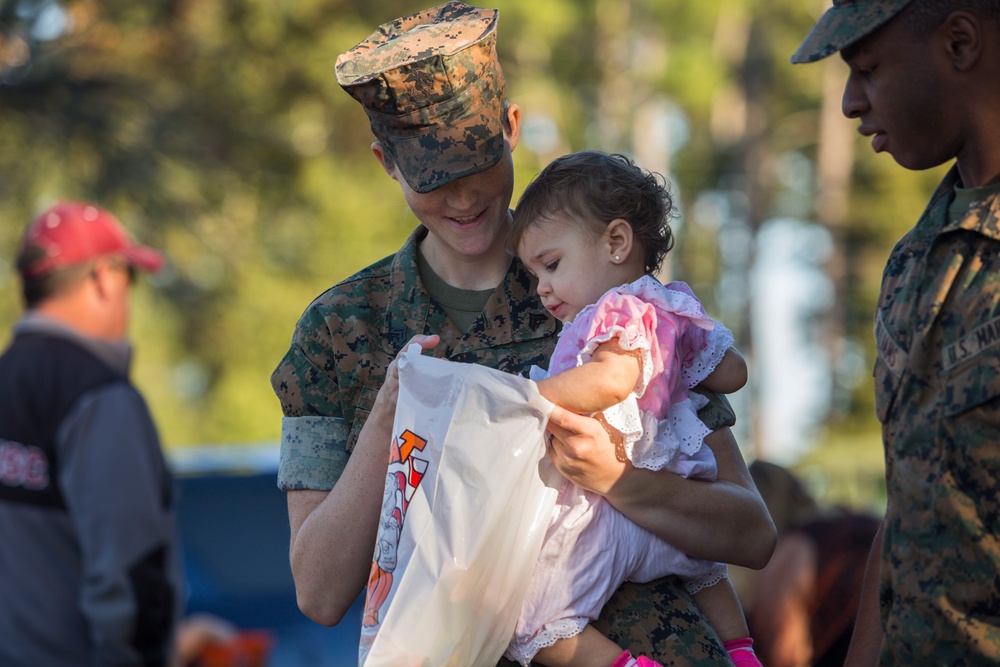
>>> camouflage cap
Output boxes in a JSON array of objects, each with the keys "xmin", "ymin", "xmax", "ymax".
[
  {"xmin": 335, "ymin": 1, "xmax": 506, "ymax": 194},
  {"xmin": 791, "ymin": 0, "xmax": 915, "ymax": 64}
]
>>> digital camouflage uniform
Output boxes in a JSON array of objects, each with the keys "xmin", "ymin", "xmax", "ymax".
[
  {"xmin": 273, "ymin": 2, "xmax": 739, "ymax": 664},
  {"xmin": 873, "ymin": 168, "xmax": 1000, "ymax": 665}
]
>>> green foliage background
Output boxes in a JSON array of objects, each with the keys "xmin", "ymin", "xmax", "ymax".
[{"xmin": 0, "ymin": 0, "xmax": 949, "ymax": 509}]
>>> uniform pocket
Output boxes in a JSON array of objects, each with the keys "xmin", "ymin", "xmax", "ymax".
[
  {"xmin": 941, "ymin": 347, "xmax": 1000, "ymax": 417},
  {"xmin": 873, "ymin": 355, "xmax": 900, "ymax": 424}
]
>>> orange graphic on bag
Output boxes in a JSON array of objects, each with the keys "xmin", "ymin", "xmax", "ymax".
[{"xmin": 363, "ymin": 429, "xmax": 428, "ymax": 628}]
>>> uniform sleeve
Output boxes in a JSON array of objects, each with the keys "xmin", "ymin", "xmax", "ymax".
[
  {"xmin": 277, "ymin": 415, "xmax": 350, "ymax": 491},
  {"xmin": 270, "ymin": 310, "xmax": 351, "ymax": 492},
  {"xmin": 692, "ymin": 387, "xmax": 737, "ymax": 430},
  {"xmin": 56, "ymin": 384, "xmax": 180, "ymax": 667}
]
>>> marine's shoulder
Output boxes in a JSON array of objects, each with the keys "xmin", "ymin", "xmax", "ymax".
[{"xmin": 300, "ymin": 254, "xmax": 397, "ymax": 322}]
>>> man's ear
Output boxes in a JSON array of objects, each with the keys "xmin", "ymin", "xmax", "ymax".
[
  {"xmin": 605, "ymin": 218, "xmax": 635, "ymax": 263},
  {"xmin": 88, "ymin": 258, "xmax": 114, "ymax": 300},
  {"xmin": 505, "ymin": 103, "xmax": 521, "ymax": 151},
  {"xmin": 943, "ymin": 11, "xmax": 981, "ymax": 71},
  {"xmin": 371, "ymin": 142, "xmax": 401, "ymax": 181}
]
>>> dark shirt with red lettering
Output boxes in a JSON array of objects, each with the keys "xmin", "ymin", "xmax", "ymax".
[{"xmin": 0, "ymin": 314, "xmax": 181, "ymax": 666}]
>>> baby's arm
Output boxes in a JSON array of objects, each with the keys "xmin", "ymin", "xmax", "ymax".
[
  {"xmin": 533, "ymin": 625, "xmax": 626, "ymax": 667},
  {"xmin": 692, "ymin": 578, "xmax": 750, "ymax": 644},
  {"xmin": 536, "ymin": 339, "xmax": 642, "ymax": 414},
  {"xmin": 698, "ymin": 347, "xmax": 748, "ymax": 395},
  {"xmin": 693, "ymin": 578, "xmax": 764, "ymax": 665}
]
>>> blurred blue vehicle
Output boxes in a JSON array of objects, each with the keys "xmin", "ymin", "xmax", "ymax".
[{"xmin": 170, "ymin": 444, "xmax": 364, "ymax": 666}]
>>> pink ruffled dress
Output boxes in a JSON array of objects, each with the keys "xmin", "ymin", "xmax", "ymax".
[{"xmin": 504, "ymin": 276, "xmax": 735, "ymax": 666}]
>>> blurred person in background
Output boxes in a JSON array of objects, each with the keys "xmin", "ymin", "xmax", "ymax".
[
  {"xmin": 270, "ymin": 2, "xmax": 773, "ymax": 664},
  {"xmin": 743, "ymin": 461, "xmax": 879, "ymax": 667},
  {"xmin": 0, "ymin": 201, "xmax": 182, "ymax": 666},
  {"xmin": 792, "ymin": 1, "xmax": 1000, "ymax": 664},
  {"xmin": 727, "ymin": 460, "xmax": 820, "ymax": 612}
]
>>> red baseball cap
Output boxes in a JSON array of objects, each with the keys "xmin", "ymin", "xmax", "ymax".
[{"xmin": 18, "ymin": 201, "xmax": 164, "ymax": 279}]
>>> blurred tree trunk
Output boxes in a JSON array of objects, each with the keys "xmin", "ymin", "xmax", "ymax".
[
  {"xmin": 815, "ymin": 56, "xmax": 855, "ymax": 420},
  {"xmin": 594, "ymin": 0, "xmax": 632, "ymax": 152},
  {"xmin": 729, "ymin": 11, "xmax": 774, "ymax": 458}
]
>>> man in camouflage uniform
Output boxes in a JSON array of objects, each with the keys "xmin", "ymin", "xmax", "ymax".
[
  {"xmin": 271, "ymin": 2, "xmax": 773, "ymax": 664},
  {"xmin": 792, "ymin": 1, "xmax": 1000, "ymax": 664}
]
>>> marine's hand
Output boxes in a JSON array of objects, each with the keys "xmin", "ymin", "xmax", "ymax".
[
  {"xmin": 401, "ymin": 333, "xmax": 441, "ymax": 356},
  {"xmin": 546, "ymin": 405, "xmax": 627, "ymax": 497},
  {"xmin": 376, "ymin": 334, "xmax": 440, "ymax": 412}
]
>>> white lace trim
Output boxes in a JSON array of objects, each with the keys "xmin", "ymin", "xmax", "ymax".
[
  {"xmin": 679, "ymin": 324, "xmax": 734, "ymax": 389},
  {"xmin": 601, "ymin": 396, "xmax": 646, "ymax": 461},
  {"xmin": 617, "ymin": 277, "xmax": 709, "ymax": 321},
  {"xmin": 626, "ymin": 395, "xmax": 713, "ymax": 469},
  {"xmin": 683, "ymin": 564, "xmax": 729, "ymax": 596},
  {"xmin": 504, "ymin": 617, "xmax": 590, "ymax": 666}
]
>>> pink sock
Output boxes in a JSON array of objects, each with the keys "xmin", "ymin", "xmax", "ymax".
[
  {"xmin": 723, "ymin": 637, "xmax": 763, "ymax": 667},
  {"xmin": 609, "ymin": 650, "xmax": 665, "ymax": 667},
  {"xmin": 610, "ymin": 650, "xmax": 637, "ymax": 667}
]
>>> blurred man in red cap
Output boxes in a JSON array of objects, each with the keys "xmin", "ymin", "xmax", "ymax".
[{"xmin": 0, "ymin": 201, "xmax": 183, "ymax": 666}]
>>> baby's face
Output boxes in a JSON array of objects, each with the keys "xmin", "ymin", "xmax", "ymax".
[{"xmin": 517, "ymin": 215, "xmax": 620, "ymax": 323}]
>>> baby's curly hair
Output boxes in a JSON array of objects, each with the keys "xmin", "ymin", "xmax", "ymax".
[{"xmin": 509, "ymin": 151, "xmax": 676, "ymax": 275}]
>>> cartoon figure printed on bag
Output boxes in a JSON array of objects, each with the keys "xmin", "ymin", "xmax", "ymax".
[{"xmin": 363, "ymin": 429, "xmax": 429, "ymax": 627}]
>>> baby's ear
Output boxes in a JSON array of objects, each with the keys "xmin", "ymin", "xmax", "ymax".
[{"xmin": 605, "ymin": 218, "xmax": 634, "ymax": 263}]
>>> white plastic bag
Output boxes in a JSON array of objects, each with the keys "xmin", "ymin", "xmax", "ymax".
[{"xmin": 359, "ymin": 345, "xmax": 559, "ymax": 667}]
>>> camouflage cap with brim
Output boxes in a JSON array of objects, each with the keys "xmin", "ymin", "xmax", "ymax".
[
  {"xmin": 335, "ymin": 1, "xmax": 506, "ymax": 194},
  {"xmin": 791, "ymin": 0, "xmax": 915, "ymax": 64}
]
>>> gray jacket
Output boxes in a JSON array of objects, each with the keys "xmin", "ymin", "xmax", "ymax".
[{"xmin": 0, "ymin": 314, "xmax": 183, "ymax": 666}]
